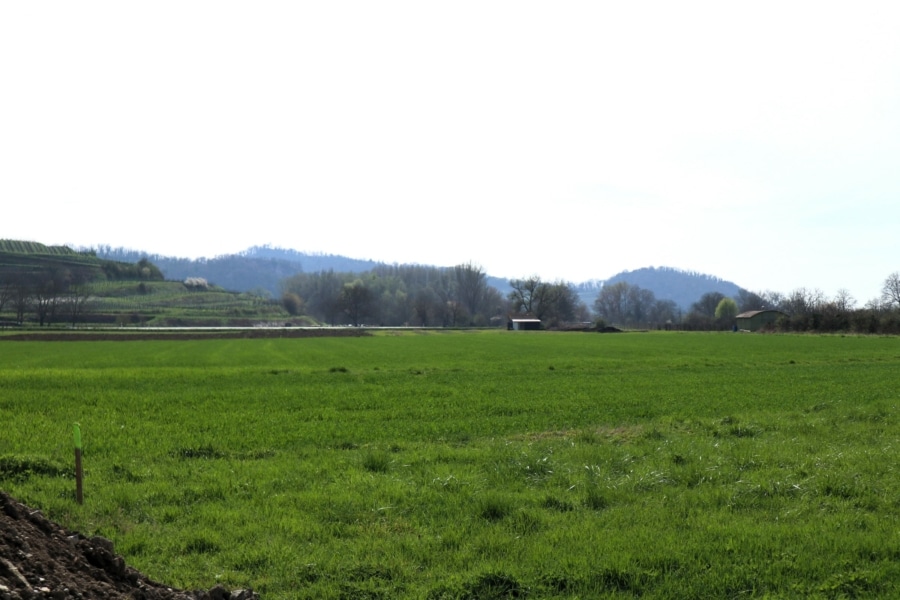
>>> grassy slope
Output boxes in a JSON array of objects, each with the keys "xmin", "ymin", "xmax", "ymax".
[
  {"xmin": 0, "ymin": 250, "xmax": 100, "ymax": 274},
  {"xmin": 0, "ymin": 245, "xmax": 290, "ymax": 325},
  {"xmin": 1, "ymin": 331, "xmax": 898, "ymax": 598},
  {"xmin": 0, "ymin": 240, "xmax": 107, "ymax": 277},
  {"xmin": 85, "ymin": 280, "xmax": 288, "ymax": 325}
]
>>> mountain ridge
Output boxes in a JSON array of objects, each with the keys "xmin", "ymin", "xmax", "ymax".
[{"xmin": 89, "ymin": 245, "xmax": 745, "ymax": 310}]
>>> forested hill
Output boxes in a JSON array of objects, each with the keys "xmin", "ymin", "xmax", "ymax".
[
  {"xmin": 238, "ymin": 246, "xmax": 385, "ymax": 273},
  {"xmin": 575, "ymin": 267, "xmax": 743, "ymax": 310},
  {"xmin": 237, "ymin": 247, "xmax": 510, "ymax": 294}
]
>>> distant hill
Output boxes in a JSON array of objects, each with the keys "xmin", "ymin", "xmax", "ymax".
[
  {"xmin": 94, "ymin": 245, "xmax": 514, "ymax": 297},
  {"xmin": 93, "ymin": 246, "xmax": 396, "ymax": 296},
  {"xmin": 575, "ymin": 266, "xmax": 743, "ymax": 310},
  {"xmin": 238, "ymin": 246, "xmax": 384, "ymax": 272},
  {"xmin": 241, "ymin": 247, "xmax": 512, "ymax": 294},
  {"xmin": 2, "ymin": 239, "xmax": 751, "ymax": 326},
  {"xmin": 90, "ymin": 246, "xmax": 742, "ymax": 308}
]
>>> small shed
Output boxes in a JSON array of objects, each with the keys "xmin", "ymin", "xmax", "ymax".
[
  {"xmin": 508, "ymin": 318, "xmax": 542, "ymax": 331},
  {"xmin": 735, "ymin": 310, "xmax": 785, "ymax": 331}
]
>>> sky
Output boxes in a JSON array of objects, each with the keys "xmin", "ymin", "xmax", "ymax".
[{"xmin": 2, "ymin": 2, "xmax": 899, "ymax": 305}]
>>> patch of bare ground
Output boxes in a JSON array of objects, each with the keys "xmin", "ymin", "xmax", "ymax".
[{"xmin": 0, "ymin": 491, "xmax": 258, "ymax": 600}]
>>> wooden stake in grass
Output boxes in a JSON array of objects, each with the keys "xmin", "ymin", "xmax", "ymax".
[{"xmin": 73, "ymin": 423, "xmax": 83, "ymax": 504}]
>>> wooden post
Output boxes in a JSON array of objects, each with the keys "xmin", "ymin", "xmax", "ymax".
[{"xmin": 73, "ymin": 423, "xmax": 83, "ymax": 504}]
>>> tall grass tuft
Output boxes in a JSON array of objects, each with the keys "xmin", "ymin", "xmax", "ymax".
[
  {"xmin": 477, "ymin": 493, "xmax": 514, "ymax": 521},
  {"xmin": 362, "ymin": 450, "xmax": 392, "ymax": 473}
]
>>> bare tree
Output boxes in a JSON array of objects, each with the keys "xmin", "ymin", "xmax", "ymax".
[
  {"xmin": 507, "ymin": 277, "xmax": 577, "ymax": 325},
  {"xmin": 761, "ymin": 290, "xmax": 786, "ymax": 311},
  {"xmin": 11, "ymin": 274, "xmax": 32, "ymax": 324},
  {"xmin": 782, "ymin": 288, "xmax": 826, "ymax": 316},
  {"xmin": 736, "ymin": 289, "xmax": 767, "ymax": 312},
  {"xmin": 648, "ymin": 299, "xmax": 680, "ymax": 328},
  {"xmin": 61, "ymin": 268, "xmax": 96, "ymax": 326},
  {"xmin": 593, "ymin": 281, "xmax": 632, "ymax": 326},
  {"xmin": 508, "ymin": 276, "xmax": 543, "ymax": 315},
  {"xmin": 833, "ymin": 288, "xmax": 856, "ymax": 312},
  {"xmin": 882, "ymin": 272, "xmax": 900, "ymax": 308},
  {"xmin": 428, "ymin": 272, "xmax": 454, "ymax": 326},
  {"xmin": 453, "ymin": 262, "xmax": 487, "ymax": 319},
  {"xmin": 537, "ymin": 282, "xmax": 580, "ymax": 327},
  {"xmin": 65, "ymin": 282, "xmax": 93, "ymax": 326},
  {"xmin": 626, "ymin": 285, "xmax": 656, "ymax": 327},
  {"xmin": 593, "ymin": 282, "xmax": 660, "ymax": 328},
  {"xmin": 480, "ymin": 287, "xmax": 506, "ymax": 326},
  {"xmin": 33, "ymin": 275, "xmax": 63, "ymax": 326},
  {"xmin": 0, "ymin": 278, "xmax": 14, "ymax": 315}
]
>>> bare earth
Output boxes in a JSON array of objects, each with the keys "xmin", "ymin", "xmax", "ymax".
[{"xmin": 0, "ymin": 491, "xmax": 258, "ymax": 600}]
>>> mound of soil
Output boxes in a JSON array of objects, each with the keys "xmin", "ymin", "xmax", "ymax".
[
  {"xmin": 0, "ymin": 491, "xmax": 258, "ymax": 600},
  {"xmin": 596, "ymin": 326, "xmax": 623, "ymax": 333}
]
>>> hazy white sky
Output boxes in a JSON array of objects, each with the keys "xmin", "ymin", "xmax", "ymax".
[{"xmin": 2, "ymin": 2, "xmax": 898, "ymax": 304}]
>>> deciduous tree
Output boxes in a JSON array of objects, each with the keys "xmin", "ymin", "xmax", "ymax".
[
  {"xmin": 453, "ymin": 262, "xmax": 487, "ymax": 320},
  {"xmin": 735, "ymin": 289, "xmax": 767, "ymax": 312},
  {"xmin": 882, "ymin": 272, "xmax": 900, "ymax": 308},
  {"xmin": 782, "ymin": 288, "xmax": 825, "ymax": 316},
  {"xmin": 32, "ymin": 271, "xmax": 66, "ymax": 326},
  {"xmin": 593, "ymin": 282, "xmax": 662, "ymax": 327},
  {"xmin": 593, "ymin": 281, "xmax": 631, "ymax": 326},
  {"xmin": 64, "ymin": 268, "xmax": 96, "ymax": 326},
  {"xmin": 0, "ymin": 278, "xmax": 14, "ymax": 315},
  {"xmin": 508, "ymin": 276, "xmax": 543, "ymax": 315},
  {"xmin": 342, "ymin": 279, "xmax": 373, "ymax": 326},
  {"xmin": 648, "ymin": 299, "xmax": 680, "ymax": 327},
  {"xmin": 537, "ymin": 281, "xmax": 580, "ymax": 327},
  {"xmin": 833, "ymin": 288, "xmax": 856, "ymax": 312},
  {"xmin": 715, "ymin": 297, "xmax": 738, "ymax": 321},
  {"xmin": 11, "ymin": 273, "xmax": 32, "ymax": 324},
  {"xmin": 281, "ymin": 292, "xmax": 304, "ymax": 316},
  {"xmin": 413, "ymin": 288, "xmax": 438, "ymax": 326},
  {"xmin": 507, "ymin": 277, "xmax": 579, "ymax": 325},
  {"xmin": 691, "ymin": 292, "xmax": 726, "ymax": 318}
]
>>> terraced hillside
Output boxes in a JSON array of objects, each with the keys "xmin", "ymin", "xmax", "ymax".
[{"xmin": 0, "ymin": 240, "xmax": 293, "ymax": 327}]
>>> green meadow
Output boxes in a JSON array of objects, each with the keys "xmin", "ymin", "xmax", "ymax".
[{"xmin": 1, "ymin": 331, "xmax": 898, "ymax": 599}]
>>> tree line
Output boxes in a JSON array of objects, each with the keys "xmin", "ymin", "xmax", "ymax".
[
  {"xmin": 280, "ymin": 265, "xmax": 900, "ymax": 334},
  {"xmin": 279, "ymin": 262, "xmax": 604, "ymax": 328},
  {"xmin": 0, "ymin": 259, "xmax": 163, "ymax": 326},
  {"xmin": 4, "ymin": 248, "xmax": 899, "ymax": 335},
  {"xmin": 280, "ymin": 262, "xmax": 506, "ymax": 327},
  {"xmin": 592, "ymin": 273, "xmax": 900, "ymax": 334},
  {"xmin": 0, "ymin": 268, "xmax": 96, "ymax": 326}
]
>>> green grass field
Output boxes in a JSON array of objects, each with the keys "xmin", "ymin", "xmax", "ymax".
[{"xmin": 1, "ymin": 331, "xmax": 898, "ymax": 598}]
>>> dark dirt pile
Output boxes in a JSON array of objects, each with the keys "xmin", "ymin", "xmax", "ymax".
[{"xmin": 0, "ymin": 491, "xmax": 258, "ymax": 600}]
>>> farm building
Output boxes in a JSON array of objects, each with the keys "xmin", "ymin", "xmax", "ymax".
[
  {"xmin": 507, "ymin": 317, "xmax": 541, "ymax": 331},
  {"xmin": 736, "ymin": 310, "xmax": 786, "ymax": 331}
]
